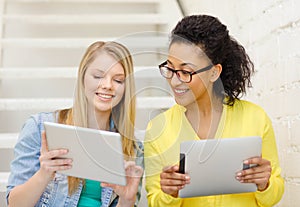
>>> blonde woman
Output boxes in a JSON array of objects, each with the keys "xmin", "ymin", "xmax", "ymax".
[{"xmin": 7, "ymin": 41, "xmax": 143, "ymax": 207}]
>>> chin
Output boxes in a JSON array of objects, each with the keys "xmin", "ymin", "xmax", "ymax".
[
  {"xmin": 174, "ymin": 98, "xmax": 187, "ymax": 107},
  {"xmin": 175, "ymin": 96, "xmax": 196, "ymax": 108}
]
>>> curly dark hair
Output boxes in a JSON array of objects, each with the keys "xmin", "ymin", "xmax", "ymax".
[{"xmin": 170, "ymin": 15, "xmax": 254, "ymax": 106}]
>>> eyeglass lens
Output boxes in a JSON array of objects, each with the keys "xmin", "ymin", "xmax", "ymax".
[{"xmin": 160, "ymin": 66, "xmax": 191, "ymax": 82}]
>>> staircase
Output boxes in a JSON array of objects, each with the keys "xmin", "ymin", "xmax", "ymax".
[{"xmin": 0, "ymin": 0, "xmax": 183, "ymax": 206}]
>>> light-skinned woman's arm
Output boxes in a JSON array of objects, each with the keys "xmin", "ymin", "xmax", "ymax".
[
  {"xmin": 101, "ymin": 161, "xmax": 143, "ymax": 207},
  {"xmin": 8, "ymin": 132, "xmax": 72, "ymax": 207}
]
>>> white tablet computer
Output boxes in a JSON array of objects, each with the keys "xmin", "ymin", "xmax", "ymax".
[
  {"xmin": 178, "ymin": 136, "xmax": 262, "ymax": 198},
  {"xmin": 44, "ymin": 122, "xmax": 126, "ymax": 186}
]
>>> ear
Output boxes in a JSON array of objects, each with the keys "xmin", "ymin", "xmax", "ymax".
[{"xmin": 210, "ymin": 64, "xmax": 222, "ymax": 82}]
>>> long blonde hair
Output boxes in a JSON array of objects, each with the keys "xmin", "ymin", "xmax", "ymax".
[{"xmin": 57, "ymin": 41, "xmax": 136, "ymax": 194}]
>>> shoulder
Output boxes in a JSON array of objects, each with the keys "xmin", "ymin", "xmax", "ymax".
[
  {"xmin": 231, "ymin": 99, "xmax": 268, "ymax": 117},
  {"xmin": 18, "ymin": 112, "xmax": 56, "ymax": 142},
  {"xmin": 229, "ymin": 99, "xmax": 272, "ymax": 127},
  {"xmin": 21, "ymin": 112, "xmax": 54, "ymax": 131},
  {"xmin": 145, "ymin": 104, "xmax": 180, "ymax": 133},
  {"xmin": 24, "ymin": 112, "xmax": 55, "ymax": 126},
  {"xmin": 145, "ymin": 104, "xmax": 184, "ymax": 143},
  {"xmin": 29, "ymin": 111, "xmax": 56, "ymax": 124}
]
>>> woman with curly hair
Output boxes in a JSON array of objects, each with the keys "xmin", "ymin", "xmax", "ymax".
[{"xmin": 144, "ymin": 15, "xmax": 284, "ymax": 206}]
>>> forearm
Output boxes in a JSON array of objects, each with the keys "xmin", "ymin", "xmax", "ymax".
[
  {"xmin": 255, "ymin": 169, "xmax": 284, "ymax": 207},
  {"xmin": 8, "ymin": 170, "xmax": 51, "ymax": 207}
]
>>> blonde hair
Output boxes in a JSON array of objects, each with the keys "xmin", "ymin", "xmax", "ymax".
[{"xmin": 57, "ymin": 41, "xmax": 136, "ymax": 194}]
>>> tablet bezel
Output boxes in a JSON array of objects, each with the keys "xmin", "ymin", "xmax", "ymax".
[
  {"xmin": 44, "ymin": 121, "xmax": 126, "ymax": 186},
  {"xmin": 178, "ymin": 136, "xmax": 262, "ymax": 198}
]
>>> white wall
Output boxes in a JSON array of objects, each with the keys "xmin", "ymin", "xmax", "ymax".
[{"xmin": 179, "ymin": 0, "xmax": 300, "ymax": 206}]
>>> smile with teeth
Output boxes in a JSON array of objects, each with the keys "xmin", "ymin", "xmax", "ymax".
[
  {"xmin": 96, "ymin": 92, "xmax": 115, "ymax": 99},
  {"xmin": 174, "ymin": 88, "xmax": 189, "ymax": 94}
]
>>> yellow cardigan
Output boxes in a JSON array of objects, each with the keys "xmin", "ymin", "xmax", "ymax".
[{"xmin": 144, "ymin": 100, "xmax": 284, "ymax": 207}]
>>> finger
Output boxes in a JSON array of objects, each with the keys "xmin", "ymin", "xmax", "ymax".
[
  {"xmin": 238, "ymin": 162, "xmax": 271, "ymax": 178},
  {"xmin": 40, "ymin": 156, "xmax": 72, "ymax": 168},
  {"xmin": 241, "ymin": 170, "xmax": 265, "ymax": 179},
  {"xmin": 130, "ymin": 165, "xmax": 143, "ymax": 178},
  {"xmin": 124, "ymin": 161, "xmax": 136, "ymax": 174},
  {"xmin": 236, "ymin": 170, "xmax": 271, "ymax": 186},
  {"xmin": 124, "ymin": 163, "xmax": 143, "ymax": 179},
  {"xmin": 40, "ymin": 149, "xmax": 69, "ymax": 163},
  {"xmin": 48, "ymin": 149, "xmax": 69, "ymax": 159},
  {"xmin": 41, "ymin": 131, "xmax": 48, "ymax": 154},
  {"xmin": 244, "ymin": 156, "xmax": 264, "ymax": 165},
  {"xmin": 48, "ymin": 165, "xmax": 72, "ymax": 172},
  {"xmin": 161, "ymin": 170, "xmax": 189, "ymax": 182},
  {"xmin": 124, "ymin": 160, "xmax": 136, "ymax": 169},
  {"xmin": 243, "ymin": 168, "xmax": 271, "ymax": 180},
  {"xmin": 160, "ymin": 178, "xmax": 187, "ymax": 186},
  {"xmin": 241, "ymin": 176, "xmax": 270, "ymax": 185},
  {"xmin": 49, "ymin": 158, "xmax": 73, "ymax": 166},
  {"xmin": 40, "ymin": 159, "xmax": 72, "ymax": 173},
  {"xmin": 101, "ymin": 182, "xmax": 117, "ymax": 189},
  {"xmin": 162, "ymin": 165, "xmax": 179, "ymax": 173}
]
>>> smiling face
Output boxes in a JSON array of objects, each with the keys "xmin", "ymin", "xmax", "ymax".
[
  {"xmin": 167, "ymin": 42, "xmax": 216, "ymax": 108},
  {"xmin": 84, "ymin": 51, "xmax": 125, "ymax": 114}
]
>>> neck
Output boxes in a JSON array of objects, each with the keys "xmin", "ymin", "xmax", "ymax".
[
  {"xmin": 186, "ymin": 93, "xmax": 223, "ymax": 117},
  {"xmin": 185, "ymin": 93, "xmax": 223, "ymax": 139},
  {"xmin": 87, "ymin": 108, "xmax": 111, "ymax": 130}
]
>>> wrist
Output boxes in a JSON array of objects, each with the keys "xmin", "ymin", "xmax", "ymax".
[
  {"xmin": 116, "ymin": 198, "xmax": 135, "ymax": 207},
  {"xmin": 170, "ymin": 191, "xmax": 179, "ymax": 198},
  {"xmin": 36, "ymin": 169, "xmax": 54, "ymax": 184},
  {"xmin": 257, "ymin": 181, "xmax": 269, "ymax": 192}
]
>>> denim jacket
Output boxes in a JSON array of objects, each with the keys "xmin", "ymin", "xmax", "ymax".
[{"xmin": 6, "ymin": 112, "xmax": 144, "ymax": 207}]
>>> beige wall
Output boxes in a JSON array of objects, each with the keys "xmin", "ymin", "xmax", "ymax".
[{"xmin": 179, "ymin": 0, "xmax": 300, "ymax": 206}]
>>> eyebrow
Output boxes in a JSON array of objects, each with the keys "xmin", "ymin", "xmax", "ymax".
[
  {"xmin": 91, "ymin": 68, "xmax": 125, "ymax": 76},
  {"xmin": 113, "ymin": 74, "xmax": 125, "ymax": 77},
  {"xmin": 167, "ymin": 59, "xmax": 197, "ymax": 68}
]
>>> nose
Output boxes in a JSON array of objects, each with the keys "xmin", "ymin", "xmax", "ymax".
[
  {"xmin": 99, "ymin": 77, "xmax": 112, "ymax": 89},
  {"xmin": 170, "ymin": 71, "xmax": 182, "ymax": 86}
]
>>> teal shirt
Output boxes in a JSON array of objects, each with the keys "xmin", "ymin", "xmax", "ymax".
[{"xmin": 77, "ymin": 179, "xmax": 102, "ymax": 207}]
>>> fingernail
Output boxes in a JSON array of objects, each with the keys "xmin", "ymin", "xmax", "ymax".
[
  {"xmin": 243, "ymin": 160, "xmax": 249, "ymax": 164},
  {"xmin": 236, "ymin": 172, "xmax": 242, "ymax": 176}
]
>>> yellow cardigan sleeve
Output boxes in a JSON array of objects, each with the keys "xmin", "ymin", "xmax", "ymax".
[{"xmin": 254, "ymin": 113, "xmax": 285, "ymax": 206}]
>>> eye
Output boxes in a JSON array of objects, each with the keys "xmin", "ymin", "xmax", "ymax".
[
  {"xmin": 114, "ymin": 79, "xmax": 125, "ymax": 84},
  {"xmin": 93, "ymin": 75, "xmax": 103, "ymax": 79},
  {"xmin": 114, "ymin": 80, "xmax": 123, "ymax": 84},
  {"xmin": 181, "ymin": 70, "xmax": 191, "ymax": 75},
  {"xmin": 165, "ymin": 65, "xmax": 174, "ymax": 70}
]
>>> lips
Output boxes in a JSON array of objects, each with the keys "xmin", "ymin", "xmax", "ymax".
[
  {"xmin": 95, "ymin": 92, "xmax": 115, "ymax": 100},
  {"xmin": 174, "ymin": 88, "xmax": 189, "ymax": 95}
]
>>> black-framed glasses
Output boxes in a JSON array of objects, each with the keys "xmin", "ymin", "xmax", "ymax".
[{"xmin": 158, "ymin": 61, "xmax": 213, "ymax": 83}]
